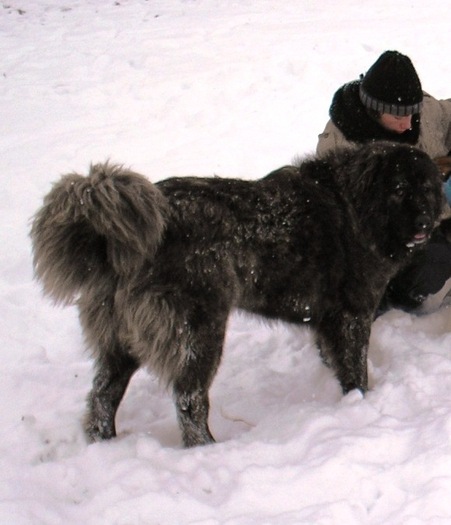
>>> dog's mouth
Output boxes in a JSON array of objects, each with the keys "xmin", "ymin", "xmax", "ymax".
[{"xmin": 406, "ymin": 232, "xmax": 429, "ymax": 248}]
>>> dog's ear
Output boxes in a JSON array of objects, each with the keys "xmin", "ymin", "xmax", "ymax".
[{"xmin": 434, "ymin": 156, "xmax": 451, "ymax": 181}]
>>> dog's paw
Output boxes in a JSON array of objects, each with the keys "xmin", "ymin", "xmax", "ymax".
[
  {"xmin": 83, "ymin": 413, "xmax": 117, "ymax": 443},
  {"xmin": 342, "ymin": 388, "xmax": 365, "ymax": 404}
]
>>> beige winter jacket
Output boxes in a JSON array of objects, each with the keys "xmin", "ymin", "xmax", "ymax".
[{"xmin": 317, "ymin": 93, "xmax": 451, "ymax": 159}]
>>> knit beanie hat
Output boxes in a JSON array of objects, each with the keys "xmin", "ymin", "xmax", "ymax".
[{"xmin": 359, "ymin": 51, "xmax": 423, "ymax": 116}]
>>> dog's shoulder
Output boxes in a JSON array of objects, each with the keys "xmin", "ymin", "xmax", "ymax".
[
  {"xmin": 263, "ymin": 158, "xmax": 337, "ymax": 189},
  {"xmin": 263, "ymin": 165, "xmax": 299, "ymax": 179}
]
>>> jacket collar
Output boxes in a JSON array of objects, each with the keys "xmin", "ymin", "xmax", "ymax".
[{"xmin": 329, "ymin": 80, "xmax": 421, "ymax": 145}]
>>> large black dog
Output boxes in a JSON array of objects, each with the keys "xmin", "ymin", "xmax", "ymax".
[{"xmin": 31, "ymin": 142, "xmax": 443, "ymax": 447}]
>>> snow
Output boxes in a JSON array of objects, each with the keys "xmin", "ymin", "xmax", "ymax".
[{"xmin": 2, "ymin": 1, "xmax": 451, "ymax": 523}]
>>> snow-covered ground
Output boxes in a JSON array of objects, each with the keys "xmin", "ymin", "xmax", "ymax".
[{"xmin": 2, "ymin": 1, "xmax": 451, "ymax": 523}]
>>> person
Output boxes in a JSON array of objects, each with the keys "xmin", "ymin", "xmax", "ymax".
[{"xmin": 316, "ymin": 50, "xmax": 451, "ymax": 313}]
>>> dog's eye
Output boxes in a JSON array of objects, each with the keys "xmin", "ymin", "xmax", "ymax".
[{"xmin": 392, "ymin": 181, "xmax": 407, "ymax": 198}]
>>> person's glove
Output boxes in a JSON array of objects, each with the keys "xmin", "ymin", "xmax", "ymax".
[{"xmin": 444, "ymin": 178, "xmax": 451, "ymax": 206}]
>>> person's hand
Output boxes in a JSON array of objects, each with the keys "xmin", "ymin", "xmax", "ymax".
[{"xmin": 434, "ymin": 156, "xmax": 451, "ymax": 181}]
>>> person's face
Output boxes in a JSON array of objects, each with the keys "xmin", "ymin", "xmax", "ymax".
[{"xmin": 378, "ymin": 113, "xmax": 413, "ymax": 134}]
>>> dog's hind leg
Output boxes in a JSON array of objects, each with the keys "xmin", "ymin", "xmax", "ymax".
[
  {"xmin": 317, "ymin": 312, "xmax": 371, "ymax": 395},
  {"xmin": 84, "ymin": 350, "xmax": 139, "ymax": 442},
  {"xmin": 172, "ymin": 315, "xmax": 227, "ymax": 448},
  {"xmin": 174, "ymin": 384, "xmax": 215, "ymax": 448}
]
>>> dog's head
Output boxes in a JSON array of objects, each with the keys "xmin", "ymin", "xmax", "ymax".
[{"xmin": 341, "ymin": 142, "xmax": 444, "ymax": 260}]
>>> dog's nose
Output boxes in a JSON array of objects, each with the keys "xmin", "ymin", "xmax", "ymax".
[{"xmin": 415, "ymin": 213, "xmax": 431, "ymax": 231}]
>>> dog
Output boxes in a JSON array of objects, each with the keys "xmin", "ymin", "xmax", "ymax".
[{"xmin": 30, "ymin": 142, "xmax": 443, "ymax": 447}]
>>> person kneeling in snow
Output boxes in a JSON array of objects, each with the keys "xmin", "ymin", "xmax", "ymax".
[{"xmin": 317, "ymin": 50, "xmax": 451, "ymax": 313}]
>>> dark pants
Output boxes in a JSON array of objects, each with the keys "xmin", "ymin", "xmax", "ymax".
[{"xmin": 382, "ymin": 234, "xmax": 451, "ymax": 312}]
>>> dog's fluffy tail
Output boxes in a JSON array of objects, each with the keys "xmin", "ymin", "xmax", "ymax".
[{"xmin": 30, "ymin": 162, "xmax": 168, "ymax": 305}]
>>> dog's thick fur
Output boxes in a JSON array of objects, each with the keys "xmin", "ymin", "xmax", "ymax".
[{"xmin": 30, "ymin": 142, "xmax": 443, "ymax": 447}]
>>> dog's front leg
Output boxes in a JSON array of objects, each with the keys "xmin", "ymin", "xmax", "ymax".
[
  {"xmin": 317, "ymin": 313, "xmax": 371, "ymax": 395},
  {"xmin": 84, "ymin": 351, "xmax": 139, "ymax": 442}
]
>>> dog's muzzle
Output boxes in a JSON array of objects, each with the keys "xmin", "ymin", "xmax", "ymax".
[{"xmin": 406, "ymin": 213, "xmax": 432, "ymax": 248}]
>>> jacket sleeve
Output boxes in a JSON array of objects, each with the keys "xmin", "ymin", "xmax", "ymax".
[
  {"xmin": 437, "ymin": 98, "xmax": 451, "ymax": 154},
  {"xmin": 422, "ymin": 94, "xmax": 451, "ymax": 156},
  {"xmin": 316, "ymin": 119, "xmax": 352, "ymax": 155}
]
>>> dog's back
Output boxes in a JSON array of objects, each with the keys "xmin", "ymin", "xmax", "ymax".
[{"xmin": 148, "ymin": 166, "xmax": 367, "ymax": 326}]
